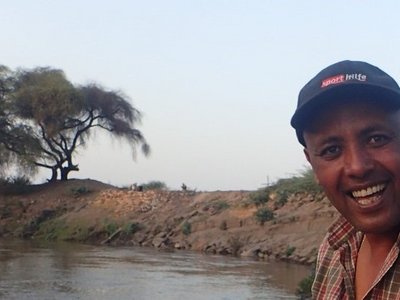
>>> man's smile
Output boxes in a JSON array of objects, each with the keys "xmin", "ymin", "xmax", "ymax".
[
  {"xmin": 351, "ymin": 183, "xmax": 387, "ymax": 198},
  {"xmin": 349, "ymin": 183, "xmax": 387, "ymax": 207}
]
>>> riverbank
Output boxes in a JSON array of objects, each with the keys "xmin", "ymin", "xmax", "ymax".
[{"xmin": 0, "ymin": 179, "xmax": 338, "ymax": 264}]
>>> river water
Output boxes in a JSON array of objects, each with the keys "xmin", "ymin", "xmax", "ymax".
[{"xmin": 0, "ymin": 239, "xmax": 310, "ymax": 300}]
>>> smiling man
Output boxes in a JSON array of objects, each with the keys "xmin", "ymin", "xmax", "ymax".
[{"xmin": 291, "ymin": 61, "xmax": 400, "ymax": 300}]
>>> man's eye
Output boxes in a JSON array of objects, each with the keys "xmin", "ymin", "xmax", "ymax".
[
  {"xmin": 369, "ymin": 135, "xmax": 389, "ymax": 146},
  {"xmin": 320, "ymin": 145, "xmax": 340, "ymax": 158}
]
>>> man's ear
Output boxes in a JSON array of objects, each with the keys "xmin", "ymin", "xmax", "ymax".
[
  {"xmin": 314, "ymin": 174, "xmax": 320, "ymax": 185},
  {"xmin": 303, "ymin": 148, "xmax": 320, "ymax": 185},
  {"xmin": 303, "ymin": 148, "xmax": 311, "ymax": 163}
]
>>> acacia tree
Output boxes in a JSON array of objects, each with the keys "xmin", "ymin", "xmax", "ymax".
[
  {"xmin": 0, "ymin": 65, "xmax": 39, "ymax": 178},
  {"xmin": 12, "ymin": 67, "xmax": 150, "ymax": 181}
]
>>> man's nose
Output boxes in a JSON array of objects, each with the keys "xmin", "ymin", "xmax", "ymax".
[{"xmin": 343, "ymin": 145, "xmax": 374, "ymax": 179}]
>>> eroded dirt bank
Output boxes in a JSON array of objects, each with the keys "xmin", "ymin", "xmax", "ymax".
[{"xmin": 0, "ymin": 179, "xmax": 338, "ymax": 264}]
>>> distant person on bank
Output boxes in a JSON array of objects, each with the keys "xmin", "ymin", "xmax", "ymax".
[{"xmin": 291, "ymin": 60, "xmax": 400, "ymax": 299}]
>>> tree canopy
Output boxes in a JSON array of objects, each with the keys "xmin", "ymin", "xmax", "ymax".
[
  {"xmin": 0, "ymin": 65, "xmax": 149, "ymax": 181},
  {"xmin": 0, "ymin": 66, "xmax": 39, "ymax": 178}
]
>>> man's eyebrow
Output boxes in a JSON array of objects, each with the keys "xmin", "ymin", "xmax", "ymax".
[
  {"xmin": 313, "ymin": 136, "xmax": 342, "ymax": 148},
  {"xmin": 359, "ymin": 124, "xmax": 392, "ymax": 136},
  {"xmin": 309, "ymin": 136, "xmax": 341, "ymax": 155}
]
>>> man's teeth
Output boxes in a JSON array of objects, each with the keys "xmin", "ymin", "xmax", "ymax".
[{"xmin": 352, "ymin": 184, "xmax": 386, "ymax": 198}]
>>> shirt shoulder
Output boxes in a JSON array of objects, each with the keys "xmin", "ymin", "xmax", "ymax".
[{"xmin": 312, "ymin": 217, "xmax": 359, "ymax": 299}]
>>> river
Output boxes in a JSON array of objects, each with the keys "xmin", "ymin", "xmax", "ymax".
[{"xmin": 0, "ymin": 239, "xmax": 311, "ymax": 300}]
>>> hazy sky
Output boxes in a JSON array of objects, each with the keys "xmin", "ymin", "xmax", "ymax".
[{"xmin": 3, "ymin": 1, "xmax": 400, "ymax": 190}]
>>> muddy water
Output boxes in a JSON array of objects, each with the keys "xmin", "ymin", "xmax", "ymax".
[{"xmin": 0, "ymin": 239, "xmax": 311, "ymax": 299}]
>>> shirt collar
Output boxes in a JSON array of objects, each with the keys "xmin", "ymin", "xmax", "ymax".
[
  {"xmin": 327, "ymin": 216, "xmax": 360, "ymax": 250},
  {"xmin": 327, "ymin": 216, "xmax": 400, "ymax": 251}
]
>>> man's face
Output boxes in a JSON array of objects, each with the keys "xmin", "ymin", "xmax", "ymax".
[{"xmin": 303, "ymin": 100, "xmax": 400, "ymax": 234}]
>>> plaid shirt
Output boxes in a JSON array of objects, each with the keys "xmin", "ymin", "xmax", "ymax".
[{"xmin": 312, "ymin": 217, "xmax": 400, "ymax": 299}]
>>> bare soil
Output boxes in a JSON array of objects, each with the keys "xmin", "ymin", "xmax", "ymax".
[{"xmin": 0, "ymin": 179, "xmax": 338, "ymax": 265}]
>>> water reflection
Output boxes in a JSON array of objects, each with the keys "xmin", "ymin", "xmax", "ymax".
[{"xmin": 0, "ymin": 239, "xmax": 310, "ymax": 300}]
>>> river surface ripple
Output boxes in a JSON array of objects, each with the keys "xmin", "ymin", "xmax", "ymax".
[{"xmin": 0, "ymin": 239, "xmax": 310, "ymax": 300}]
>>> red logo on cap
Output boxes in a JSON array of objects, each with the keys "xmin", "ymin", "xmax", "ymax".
[{"xmin": 321, "ymin": 74, "xmax": 345, "ymax": 88}]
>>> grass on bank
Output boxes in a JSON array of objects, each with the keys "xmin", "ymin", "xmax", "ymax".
[
  {"xmin": 254, "ymin": 207, "xmax": 274, "ymax": 225},
  {"xmin": 0, "ymin": 175, "xmax": 33, "ymax": 195},
  {"xmin": 249, "ymin": 167, "xmax": 322, "ymax": 208},
  {"xmin": 296, "ymin": 266, "xmax": 315, "ymax": 299}
]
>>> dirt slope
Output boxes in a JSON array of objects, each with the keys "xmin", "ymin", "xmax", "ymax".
[{"xmin": 0, "ymin": 179, "xmax": 338, "ymax": 264}]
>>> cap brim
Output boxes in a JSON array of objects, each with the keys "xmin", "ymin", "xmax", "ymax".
[
  {"xmin": 291, "ymin": 83, "xmax": 400, "ymax": 131},
  {"xmin": 291, "ymin": 83, "xmax": 400, "ymax": 146}
]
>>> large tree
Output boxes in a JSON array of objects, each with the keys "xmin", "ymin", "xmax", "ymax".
[
  {"xmin": 0, "ymin": 65, "xmax": 38, "ymax": 178},
  {"xmin": 12, "ymin": 67, "xmax": 150, "ymax": 181}
]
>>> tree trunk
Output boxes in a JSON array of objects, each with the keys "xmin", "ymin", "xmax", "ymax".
[
  {"xmin": 60, "ymin": 167, "xmax": 68, "ymax": 181},
  {"xmin": 60, "ymin": 164, "xmax": 79, "ymax": 181},
  {"xmin": 48, "ymin": 167, "xmax": 58, "ymax": 182}
]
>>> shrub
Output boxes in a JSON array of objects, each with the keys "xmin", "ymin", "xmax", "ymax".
[
  {"xmin": 0, "ymin": 175, "xmax": 32, "ymax": 195},
  {"xmin": 228, "ymin": 236, "xmax": 243, "ymax": 256},
  {"xmin": 34, "ymin": 219, "xmax": 91, "ymax": 242},
  {"xmin": 285, "ymin": 246, "xmax": 296, "ymax": 256},
  {"xmin": 9, "ymin": 176, "xmax": 31, "ymax": 186},
  {"xmin": 123, "ymin": 222, "xmax": 142, "ymax": 235},
  {"xmin": 274, "ymin": 168, "xmax": 322, "ymax": 196},
  {"xmin": 0, "ymin": 206, "xmax": 12, "ymax": 219},
  {"xmin": 219, "ymin": 220, "xmax": 227, "ymax": 231},
  {"xmin": 248, "ymin": 188, "xmax": 270, "ymax": 206},
  {"xmin": 213, "ymin": 200, "xmax": 230, "ymax": 212},
  {"xmin": 181, "ymin": 221, "xmax": 191, "ymax": 236},
  {"xmin": 254, "ymin": 207, "xmax": 274, "ymax": 225},
  {"xmin": 71, "ymin": 186, "xmax": 91, "ymax": 197},
  {"xmin": 103, "ymin": 220, "xmax": 119, "ymax": 236},
  {"xmin": 141, "ymin": 181, "xmax": 167, "ymax": 191},
  {"xmin": 275, "ymin": 189, "xmax": 290, "ymax": 207},
  {"xmin": 296, "ymin": 270, "xmax": 315, "ymax": 300},
  {"xmin": 258, "ymin": 168, "xmax": 322, "ymax": 208}
]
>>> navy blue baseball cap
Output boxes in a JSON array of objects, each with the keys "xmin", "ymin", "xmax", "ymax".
[{"xmin": 291, "ymin": 60, "xmax": 400, "ymax": 146}]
